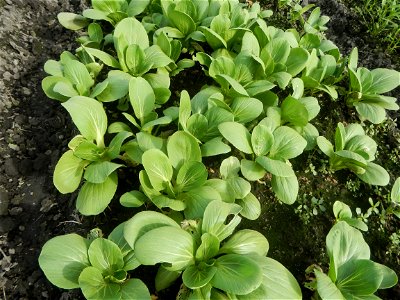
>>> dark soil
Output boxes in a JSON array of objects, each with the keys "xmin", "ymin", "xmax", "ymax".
[{"xmin": 0, "ymin": 0, "xmax": 399, "ymax": 299}]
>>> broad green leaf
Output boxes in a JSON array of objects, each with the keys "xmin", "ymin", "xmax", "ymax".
[
  {"xmin": 183, "ymin": 186, "xmax": 222, "ymax": 220},
  {"xmin": 152, "ymin": 195, "xmax": 186, "ymax": 211},
  {"xmin": 268, "ymin": 71, "xmax": 292, "ymax": 89},
  {"xmin": 155, "ymin": 266, "xmax": 182, "ymax": 291},
  {"xmin": 345, "ymin": 135, "xmax": 377, "ymax": 161},
  {"xmin": 317, "ymin": 136, "xmax": 334, "ymax": 157},
  {"xmin": 299, "ymin": 96, "xmax": 320, "ymax": 121},
  {"xmin": 44, "ymin": 60, "xmax": 63, "ymax": 76},
  {"xmin": 84, "ymin": 161, "xmax": 123, "ymax": 183},
  {"xmin": 107, "ymin": 131, "xmax": 133, "ymax": 159},
  {"xmin": 129, "ymin": 77, "xmax": 155, "ymax": 121},
  {"xmin": 142, "ymin": 149, "xmax": 173, "ymax": 191},
  {"xmin": 76, "ymin": 172, "xmax": 118, "ymax": 215},
  {"xmin": 220, "ymin": 156, "xmax": 240, "ymax": 179},
  {"xmin": 53, "ymin": 81, "xmax": 79, "ymax": 97},
  {"xmin": 201, "ymin": 137, "xmax": 231, "ymax": 157},
  {"xmin": 42, "ymin": 76, "xmax": 70, "ymax": 101},
  {"xmin": 256, "ymin": 156, "xmax": 295, "ymax": 177},
  {"xmin": 183, "ymin": 264, "xmax": 217, "ymax": 289},
  {"xmin": 270, "ymin": 126, "xmax": 307, "ymax": 160},
  {"xmin": 302, "ymin": 123, "xmax": 319, "ymax": 150},
  {"xmin": 354, "ymin": 102, "xmax": 387, "ymax": 124},
  {"xmin": 39, "ymin": 234, "xmax": 90, "ymax": 289},
  {"xmin": 241, "ymin": 31, "xmax": 260, "ymax": 56},
  {"xmin": 356, "ymin": 162, "xmax": 389, "ymax": 186},
  {"xmin": 286, "ymin": 47, "xmax": 309, "ymax": 76},
  {"xmin": 125, "ymin": 44, "xmax": 146, "ymax": 74},
  {"xmin": 202, "ymin": 200, "xmax": 242, "ymax": 241},
  {"xmin": 391, "ymin": 178, "xmax": 400, "ymax": 204},
  {"xmin": 281, "ymin": 96, "xmax": 309, "ymax": 127},
  {"xmin": 315, "ymin": 269, "xmax": 345, "ymax": 300},
  {"xmin": 124, "ymin": 210, "xmax": 179, "ymax": 248},
  {"xmin": 201, "ymin": 26, "xmax": 227, "ymax": 50},
  {"xmin": 96, "ymin": 71, "xmax": 131, "ymax": 102},
  {"xmin": 62, "ymin": 96, "xmax": 107, "ymax": 145},
  {"xmin": 216, "ymin": 74, "xmax": 249, "ymax": 97},
  {"xmin": 195, "ymin": 233, "xmax": 220, "ymax": 262},
  {"xmin": 336, "ymin": 260, "xmax": 382, "ymax": 296},
  {"xmin": 71, "ymin": 139, "xmax": 100, "ymax": 161},
  {"xmin": 88, "ymin": 238, "xmax": 124, "ymax": 274},
  {"xmin": 168, "ymin": 9, "xmax": 196, "ymax": 36},
  {"xmin": 145, "ymin": 45, "xmax": 173, "ymax": 68},
  {"xmin": 136, "ymin": 131, "xmax": 165, "ymax": 152},
  {"xmin": 266, "ymin": 38, "xmax": 290, "ymax": 64},
  {"xmin": 227, "ymin": 177, "xmax": 252, "ymax": 199},
  {"xmin": 179, "ymin": 90, "xmax": 192, "ymax": 129},
  {"xmin": 187, "ymin": 114, "xmax": 208, "ymax": 140},
  {"xmin": 376, "ymin": 263, "xmax": 398, "ymax": 289},
  {"xmin": 326, "ymin": 221, "xmax": 370, "ymax": 281},
  {"xmin": 333, "ymin": 201, "xmax": 353, "ymax": 219},
  {"xmin": 245, "ymin": 80, "xmax": 275, "ymax": 96},
  {"xmin": 251, "ymin": 124, "xmax": 274, "ymax": 157},
  {"xmin": 135, "ymin": 226, "xmax": 195, "ymax": 271},
  {"xmin": 120, "ymin": 190, "xmax": 147, "ymax": 208},
  {"xmin": 167, "ymin": 131, "xmax": 201, "ymax": 170},
  {"xmin": 176, "ymin": 161, "xmax": 208, "ymax": 192},
  {"xmin": 369, "ymin": 68, "xmax": 400, "ymax": 94},
  {"xmin": 63, "ymin": 60, "xmax": 94, "ymax": 95},
  {"xmin": 139, "ymin": 170, "xmax": 162, "ymax": 198},
  {"xmin": 204, "ymin": 179, "xmax": 235, "ymax": 204},
  {"xmin": 83, "ymin": 47, "xmax": 120, "ymax": 68},
  {"xmin": 271, "ymin": 175, "xmax": 299, "ymax": 204},
  {"xmin": 240, "ymin": 257, "xmax": 302, "ymax": 299},
  {"xmin": 88, "ymin": 23, "xmax": 103, "ymax": 43},
  {"xmin": 53, "ymin": 150, "xmax": 86, "ymax": 193},
  {"xmin": 113, "ymin": 17, "xmax": 149, "ymax": 50},
  {"xmin": 212, "ymin": 254, "xmax": 263, "ymax": 295},
  {"xmin": 220, "ymin": 229, "xmax": 268, "ymax": 256},
  {"xmin": 237, "ymin": 192, "xmax": 261, "ymax": 220},
  {"xmin": 333, "ymin": 150, "xmax": 368, "ymax": 170},
  {"xmin": 57, "ymin": 12, "xmax": 89, "ymax": 30},
  {"xmin": 92, "ymin": 0, "xmax": 126, "ymax": 13},
  {"xmin": 231, "ymin": 97, "xmax": 263, "ymax": 123},
  {"xmin": 82, "ymin": 9, "xmax": 110, "ymax": 21},
  {"xmin": 240, "ymin": 159, "xmax": 266, "ymax": 181},
  {"xmin": 344, "ymin": 124, "xmax": 365, "ymax": 143},
  {"xmin": 348, "ymin": 47, "xmax": 358, "ymax": 70},
  {"xmin": 219, "ymin": 122, "xmax": 253, "ymax": 154},
  {"xmin": 204, "ymin": 107, "xmax": 235, "ymax": 140},
  {"xmin": 127, "ymin": 0, "xmax": 150, "ymax": 16}
]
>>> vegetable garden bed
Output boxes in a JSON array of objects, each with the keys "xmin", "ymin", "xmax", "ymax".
[{"xmin": 0, "ymin": 0, "xmax": 399, "ymax": 299}]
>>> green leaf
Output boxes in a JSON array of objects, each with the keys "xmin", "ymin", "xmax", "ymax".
[
  {"xmin": 227, "ymin": 177, "xmax": 251, "ymax": 199},
  {"xmin": 356, "ymin": 162, "xmax": 389, "ymax": 186},
  {"xmin": 240, "ymin": 159, "xmax": 266, "ymax": 181},
  {"xmin": 391, "ymin": 178, "xmax": 400, "ymax": 204},
  {"xmin": 237, "ymin": 192, "xmax": 261, "ymax": 220},
  {"xmin": 240, "ymin": 257, "xmax": 302, "ymax": 299},
  {"xmin": 41, "ymin": 76, "xmax": 70, "ymax": 101},
  {"xmin": 127, "ymin": 0, "xmax": 150, "ymax": 16},
  {"xmin": 53, "ymin": 150, "xmax": 86, "ymax": 193},
  {"xmin": 201, "ymin": 137, "xmax": 231, "ymax": 157},
  {"xmin": 168, "ymin": 9, "xmax": 196, "ymax": 36},
  {"xmin": 326, "ymin": 221, "xmax": 370, "ymax": 282},
  {"xmin": 120, "ymin": 190, "xmax": 147, "ymax": 208},
  {"xmin": 299, "ymin": 96, "xmax": 320, "ymax": 120},
  {"xmin": 187, "ymin": 114, "xmax": 208, "ymax": 140},
  {"xmin": 220, "ymin": 229, "xmax": 268, "ymax": 256},
  {"xmin": 44, "ymin": 60, "xmax": 63, "ymax": 76},
  {"xmin": 348, "ymin": 47, "xmax": 358, "ymax": 70},
  {"xmin": 201, "ymin": 26, "xmax": 227, "ymax": 50},
  {"xmin": 176, "ymin": 161, "xmax": 208, "ymax": 192},
  {"xmin": 271, "ymin": 175, "xmax": 299, "ymax": 204},
  {"xmin": 216, "ymin": 74, "xmax": 249, "ymax": 97},
  {"xmin": 152, "ymin": 195, "xmax": 186, "ymax": 211},
  {"xmin": 84, "ymin": 161, "xmax": 123, "ymax": 183},
  {"xmin": 255, "ymin": 156, "xmax": 295, "ymax": 177},
  {"xmin": 281, "ymin": 96, "xmax": 309, "ymax": 127},
  {"xmin": 219, "ymin": 122, "xmax": 253, "ymax": 154},
  {"xmin": 266, "ymin": 38, "xmax": 290, "ymax": 64},
  {"xmin": 183, "ymin": 264, "xmax": 217, "ymax": 289},
  {"xmin": 62, "ymin": 96, "xmax": 107, "ymax": 145},
  {"xmin": 376, "ymin": 263, "xmax": 398, "ymax": 289},
  {"xmin": 333, "ymin": 201, "xmax": 353, "ymax": 219},
  {"xmin": 202, "ymin": 200, "xmax": 242, "ymax": 242},
  {"xmin": 63, "ymin": 60, "xmax": 94, "ymax": 95},
  {"xmin": 82, "ymin": 9, "xmax": 110, "ymax": 21},
  {"xmin": 195, "ymin": 233, "xmax": 220, "ymax": 262},
  {"xmin": 155, "ymin": 266, "xmax": 181, "ymax": 291},
  {"xmin": 92, "ymin": 0, "xmax": 127, "ymax": 13},
  {"xmin": 57, "ymin": 12, "xmax": 89, "ymax": 30},
  {"xmin": 270, "ymin": 126, "xmax": 307, "ymax": 160},
  {"xmin": 88, "ymin": 238, "xmax": 124, "ymax": 274},
  {"xmin": 136, "ymin": 131, "xmax": 165, "ymax": 152},
  {"xmin": 53, "ymin": 81, "xmax": 79, "ymax": 97},
  {"xmin": 212, "ymin": 254, "xmax": 263, "ymax": 295},
  {"xmin": 231, "ymin": 97, "xmax": 263, "ymax": 123},
  {"xmin": 135, "ymin": 226, "xmax": 194, "ymax": 271},
  {"xmin": 74, "ymin": 140, "xmax": 101, "ymax": 161},
  {"xmin": 345, "ymin": 135, "xmax": 377, "ymax": 161},
  {"xmin": 88, "ymin": 23, "xmax": 103, "ymax": 43},
  {"xmin": 336, "ymin": 260, "xmax": 382, "ymax": 296},
  {"xmin": 113, "ymin": 17, "xmax": 149, "ymax": 50},
  {"xmin": 354, "ymin": 102, "xmax": 387, "ymax": 124},
  {"xmin": 83, "ymin": 47, "xmax": 120, "ymax": 68},
  {"xmin": 315, "ymin": 269, "xmax": 345, "ymax": 300},
  {"xmin": 183, "ymin": 186, "xmax": 222, "ymax": 220},
  {"xmin": 250, "ymin": 124, "xmax": 274, "ymax": 157},
  {"xmin": 145, "ymin": 45, "xmax": 174, "ymax": 68},
  {"xmin": 167, "ymin": 131, "xmax": 201, "ymax": 170},
  {"xmin": 369, "ymin": 68, "xmax": 400, "ymax": 94},
  {"xmin": 39, "ymin": 234, "xmax": 90, "ymax": 289},
  {"xmin": 142, "ymin": 149, "xmax": 173, "ymax": 191},
  {"xmin": 129, "ymin": 77, "xmax": 155, "ymax": 121},
  {"xmin": 317, "ymin": 136, "xmax": 334, "ymax": 157},
  {"xmin": 107, "ymin": 131, "xmax": 133, "ymax": 160},
  {"xmin": 179, "ymin": 90, "xmax": 192, "ymax": 130},
  {"xmin": 96, "ymin": 71, "xmax": 131, "ymax": 102},
  {"xmin": 220, "ymin": 156, "xmax": 240, "ymax": 179},
  {"xmin": 76, "ymin": 172, "xmax": 118, "ymax": 215},
  {"xmin": 124, "ymin": 210, "xmax": 179, "ymax": 249},
  {"xmin": 286, "ymin": 47, "xmax": 309, "ymax": 76}
]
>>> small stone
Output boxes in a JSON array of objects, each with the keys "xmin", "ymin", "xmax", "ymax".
[
  {"xmin": 8, "ymin": 144, "xmax": 20, "ymax": 151},
  {"xmin": 4, "ymin": 158, "xmax": 18, "ymax": 176},
  {"xmin": 9, "ymin": 206, "xmax": 23, "ymax": 216},
  {"xmin": 22, "ymin": 87, "xmax": 31, "ymax": 96},
  {"xmin": 3, "ymin": 71, "xmax": 12, "ymax": 81},
  {"xmin": 0, "ymin": 188, "xmax": 9, "ymax": 216}
]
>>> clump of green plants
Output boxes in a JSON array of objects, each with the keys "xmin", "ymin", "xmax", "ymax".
[{"xmin": 38, "ymin": 0, "xmax": 399, "ymax": 299}]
